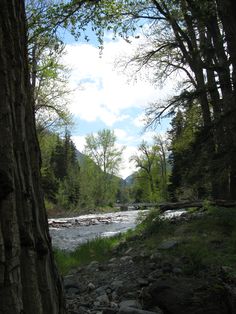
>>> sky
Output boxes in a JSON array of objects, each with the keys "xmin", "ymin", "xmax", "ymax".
[{"xmin": 61, "ymin": 32, "xmax": 174, "ymax": 179}]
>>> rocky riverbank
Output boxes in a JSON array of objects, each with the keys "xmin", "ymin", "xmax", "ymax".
[{"xmin": 62, "ymin": 209, "xmax": 236, "ymax": 314}]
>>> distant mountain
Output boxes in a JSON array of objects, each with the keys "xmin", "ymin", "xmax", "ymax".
[
  {"xmin": 76, "ymin": 149, "xmax": 86, "ymax": 164},
  {"xmin": 124, "ymin": 173, "xmax": 136, "ymax": 186}
]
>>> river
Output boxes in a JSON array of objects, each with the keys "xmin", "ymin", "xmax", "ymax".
[
  {"xmin": 49, "ymin": 209, "xmax": 186, "ymax": 251},
  {"xmin": 49, "ymin": 210, "xmax": 148, "ymax": 251}
]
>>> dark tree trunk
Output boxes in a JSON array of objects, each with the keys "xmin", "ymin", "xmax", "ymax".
[
  {"xmin": 0, "ymin": 1, "xmax": 65, "ymax": 313},
  {"xmin": 216, "ymin": 0, "xmax": 236, "ymax": 199}
]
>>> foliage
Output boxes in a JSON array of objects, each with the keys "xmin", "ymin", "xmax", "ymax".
[
  {"xmin": 39, "ymin": 130, "xmax": 80, "ymax": 211},
  {"xmin": 83, "ymin": 129, "xmax": 124, "ymax": 206},
  {"xmin": 29, "ymin": 0, "xmax": 236, "ymax": 200},
  {"xmin": 26, "ymin": 0, "xmax": 72, "ymax": 132},
  {"xmin": 130, "ymin": 136, "xmax": 169, "ymax": 202},
  {"xmin": 39, "ymin": 128, "xmax": 126, "ymax": 212}
]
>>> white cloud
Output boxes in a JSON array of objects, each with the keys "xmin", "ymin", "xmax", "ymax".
[
  {"xmin": 63, "ymin": 38, "xmax": 160, "ymax": 126},
  {"xmin": 71, "ymin": 135, "xmax": 86, "ymax": 152},
  {"xmin": 66, "ymin": 35, "xmax": 176, "ymax": 178},
  {"xmin": 119, "ymin": 145, "xmax": 138, "ymax": 179},
  {"xmin": 132, "ymin": 113, "xmax": 146, "ymax": 128}
]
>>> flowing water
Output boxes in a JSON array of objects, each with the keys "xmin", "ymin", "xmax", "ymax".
[
  {"xmin": 49, "ymin": 209, "xmax": 186, "ymax": 251},
  {"xmin": 49, "ymin": 210, "xmax": 148, "ymax": 251}
]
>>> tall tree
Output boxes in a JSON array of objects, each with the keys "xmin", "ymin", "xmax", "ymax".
[
  {"xmin": 84, "ymin": 129, "xmax": 123, "ymax": 176},
  {"xmin": 0, "ymin": 1, "xmax": 64, "ymax": 312},
  {"xmin": 26, "ymin": 0, "xmax": 72, "ymax": 133},
  {"xmin": 130, "ymin": 140, "xmax": 168, "ymax": 201},
  {"xmin": 84, "ymin": 129, "xmax": 123, "ymax": 205}
]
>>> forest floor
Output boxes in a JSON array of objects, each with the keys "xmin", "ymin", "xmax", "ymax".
[{"xmin": 57, "ymin": 206, "xmax": 236, "ymax": 314}]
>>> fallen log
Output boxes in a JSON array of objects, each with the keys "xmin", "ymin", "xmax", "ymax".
[{"xmin": 159, "ymin": 200, "xmax": 236, "ymax": 212}]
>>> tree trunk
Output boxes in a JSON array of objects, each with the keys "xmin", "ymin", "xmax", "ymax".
[
  {"xmin": 216, "ymin": 0, "xmax": 236, "ymax": 199},
  {"xmin": 0, "ymin": 1, "xmax": 65, "ymax": 313}
]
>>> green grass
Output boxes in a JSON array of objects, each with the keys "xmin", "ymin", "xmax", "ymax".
[
  {"xmin": 141, "ymin": 206, "xmax": 236, "ymax": 274},
  {"xmin": 54, "ymin": 234, "xmax": 124, "ymax": 275}
]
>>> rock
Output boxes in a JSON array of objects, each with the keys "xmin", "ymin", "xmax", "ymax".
[
  {"xmin": 98, "ymin": 265, "xmax": 107, "ymax": 271},
  {"xmin": 105, "ymin": 287, "xmax": 113, "ymax": 295},
  {"xmin": 118, "ymin": 307, "xmax": 160, "ymax": 314},
  {"xmin": 221, "ymin": 266, "xmax": 233, "ymax": 274},
  {"xmin": 172, "ymin": 267, "xmax": 183, "ymax": 275},
  {"xmin": 150, "ymin": 253, "xmax": 162, "ymax": 261},
  {"xmin": 95, "ymin": 294, "xmax": 110, "ymax": 306},
  {"xmin": 109, "ymin": 257, "xmax": 117, "ymax": 263},
  {"xmin": 120, "ymin": 256, "xmax": 133, "ymax": 262},
  {"xmin": 87, "ymin": 261, "xmax": 99, "ymax": 269},
  {"xmin": 102, "ymin": 308, "xmax": 118, "ymax": 314},
  {"xmin": 125, "ymin": 248, "xmax": 133, "ymax": 255},
  {"xmin": 137, "ymin": 278, "xmax": 149, "ymax": 287},
  {"xmin": 66, "ymin": 287, "xmax": 80, "ymax": 295},
  {"xmin": 112, "ymin": 291, "xmax": 119, "ymax": 302},
  {"xmin": 162, "ymin": 262, "xmax": 172, "ymax": 273},
  {"xmin": 119, "ymin": 300, "xmax": 142, "ymax": 309},
  {"xmin": 64, "ymin": 275, "xmax": 81, "ymax": 295},
  {"xmin": 158, "ymin": 240, "xmax": 179, "ymax": 249},
  {"xmin": 110, "ymin": 302, "xmax": 119, "ymax": 309},
  {"xmin": 145, "ymin": 277, "xmax": 231, "ymax": 314},
  {"xmin": 88, "ymin": 282, "xmax": 96, "ymax": 291},
  {"xmin": 64, "ymin": 275, "xmax": 78, "ymax": 287},
  {"xmin": 77, "ymin": 306, "xmax": 90, "ymax": 314},
  {"xmin": 108, "ymin": 263, "xmax": 118, "ymax": 269},
  {"xmin": 111, "ymin": 280, "xmax": 124, "ymax": 291},
  {"xmin": 96, "ymin": 286, "xmax": 107, "ymax": 296}
]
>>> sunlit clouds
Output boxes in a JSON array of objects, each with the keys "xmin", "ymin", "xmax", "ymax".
[{"xmin": 63, "ymin": 36, "xmax": 173, "ymax": 178}]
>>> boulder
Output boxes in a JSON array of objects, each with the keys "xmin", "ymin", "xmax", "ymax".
[{"xmin": 145, "ymin": 277, "xmax": 231, "ymax": 314}]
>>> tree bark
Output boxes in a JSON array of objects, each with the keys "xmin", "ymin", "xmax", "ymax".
[
  {"xmin": 0, "ymin": 1, "xmax": 65, "ymax": 313},
  {"xmin": 216, "ymin": 0, "xmax": 236, "ymax": 199}
]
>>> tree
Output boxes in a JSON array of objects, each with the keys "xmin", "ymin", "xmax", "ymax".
[
  {"xmin": 26, "ymin": 0, "xmax": 72, "ymax": 133},
  {"xmin": 130, "ymin": 139, "xmax": 168, "ymax": 202},
  {"xmin": 84, "ymin": 129, "xmax": 123, "ymax": 205},
  {"xmin": 39, "ymin": 130, "xmax": 81, "ymax": 211},
  {"xmin": 85, "ymin": 129, "xmax": 123, "ymax": 175},
  {"xmin": 0, "ymin": 0, "xmax": 64, "ymax": 312}
]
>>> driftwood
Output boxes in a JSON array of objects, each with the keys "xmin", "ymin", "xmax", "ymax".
[{"xmin": 159, "ymin": 200, "xmax": 236, "ymax": 212}]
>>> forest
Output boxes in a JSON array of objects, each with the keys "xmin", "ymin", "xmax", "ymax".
[
  {"xmin": 31, "ymin": 0, "xmax": 236, "ymax": 215},
  {"xmin": 0, "ymin": 0, "xmax": 236, "ymax": 313}
]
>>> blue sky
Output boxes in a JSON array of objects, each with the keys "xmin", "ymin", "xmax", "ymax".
[{"xmin": 61, "ymin": 31, "xmax": 174, "ymax": 178}]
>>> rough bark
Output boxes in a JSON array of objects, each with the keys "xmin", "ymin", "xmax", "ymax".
[
  {"xmin": 0, "ymin": 1, "xmax": 65, "ymax": 313},
  {"xmin": 216, "ymin": 0, "xmax": 236, "ymax": 199}
]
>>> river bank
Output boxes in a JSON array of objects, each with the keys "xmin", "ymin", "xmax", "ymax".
[{"xmin": 55, "ymin": 206, "xmax": 236, "ymax": 314}]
